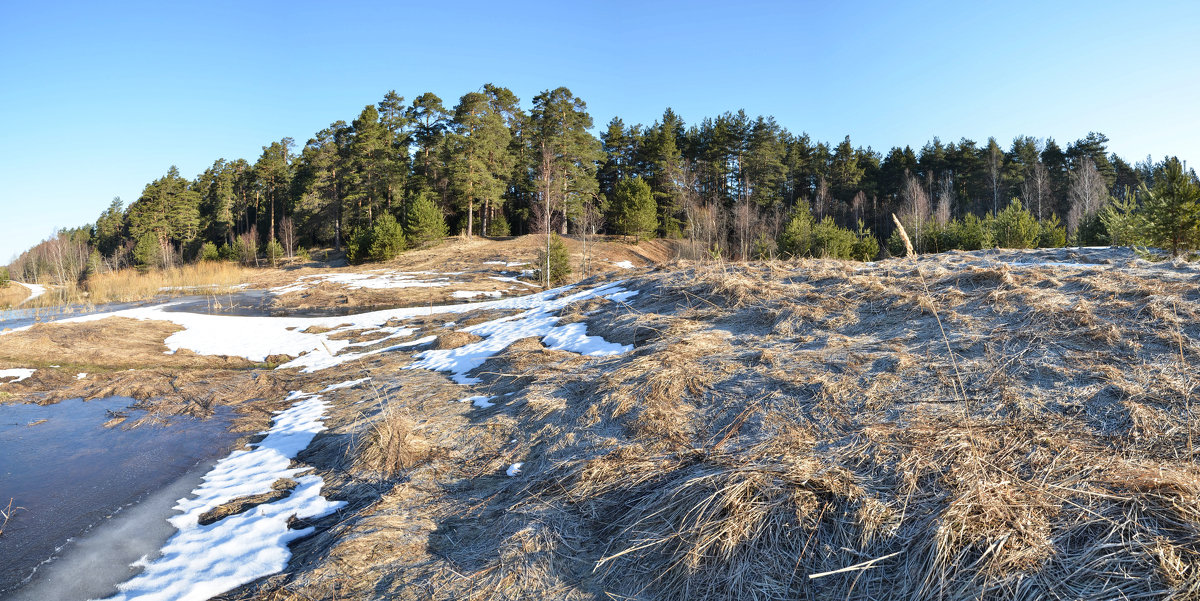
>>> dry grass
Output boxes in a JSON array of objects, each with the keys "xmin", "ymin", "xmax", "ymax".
[
  {"xmin": 357, "ymin": 403, "xmax": 435, "ymax": 479},
  {"xmin": 19, "ymin": 262, "xmax": 257, "ymax": 307},
  {"xmin": 0, "ymin": 283, "xmax": 29, "ymax": 308},
  {"xmin": 83, "ymin": 262, "xmax": 256, "ymax": 304},
  {"xmin": 25, "ymin": 245, "xmax": 1200, "ymax": 601},
  {"xmin": 0, "ymin": 497, "xmax": 18, "ymax": 537}
]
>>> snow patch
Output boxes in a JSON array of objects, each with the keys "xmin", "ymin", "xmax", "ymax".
[
  {"xmin": 14, "ymin": 281, "xmax": 46, "ymax": 303},
  {"xmin": 6, "ymin": 281, "xmax": 634, "ymax": 377},
  {"xmin": 98, "ymin": 392, "xmax": 343, "ymax": 601},
  {"xmin": 458, "ymin": 395, "xmax": 494, "ymax": 408},
  {"xmin": 409, "ymin": 283, "xmax": 635, "ymax": 384},
  {"xmin": 506, "ymin": 463, "xmax": 523, "ymax": 477},
  {"xmin": 270, "ymin": 271, "xmax": 452, "ymax": 295},
  {"xmin": 322, "ymin": 377, "xmax": 370, "ymax": 392},
  {"xmin": 76, "ymin": 372, "xmax": 88, "ymax": 380},
  {"xmin": 613, "ymin": 260, "xmax": 635, "ymax": 269},
  {"xmin": 452, "ymin": 290, "xmax": 503, "ymax": 299},
  {"xmin": 0, "ymin": 368, "xmax": 35, "ymax": 382}
]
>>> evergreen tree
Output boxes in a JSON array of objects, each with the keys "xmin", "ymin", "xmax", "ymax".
[
  {"xmin": 991, "ymin": 199, "xmax": 1039, "ymax": 249},
  {"xmin": 93, "ymin": 197, "xmax": 125, "ymax": 257},
  {"xmin": 778, "ymin": 203, "xmax": 815, "ymax": 258},
  {"xmin": 405, "ymin": 189, "xmax": 447, "ymax": 247},
  {"xmin": 407, "ymin": 93, "xmax": 449, "ymax": 195},
  {"xmin": 446, "ymin": 91, "xmax": 514, "ymax": 237},
  {"xmin": 1141, "ymin": 157, "xmax": 1200, "ymax": 255},
  {"xmin": 529, "ymin": 87, "xmax": 602, "ymax": 235},
  {"xmin": 293, "ymin": 122, "xmax": 349, "ymax": 249},
  {"xmin": 535, "ymin": 233, "xmax": 571, "ymax": 285},
  {"xmin": 346, "ymin": 106, "xmax": 388, "ymax": 229},
  {"xmin": 253, "ymin": 139, "xmax": 293, "ymax": 244},
  {"xmin": 368, "ymin": 212, "xmax": 405, "ymax": 261},
  {"xmin": 613, "ymin": 176, "xmax": 656, "ymax": 240},
  {"xmin": 127, "ymin": 166, "xmax": 201, "ymax": 264},
  {"xmin": 641, "ymin": 108, "xmax": 686, "ymax": 236}
]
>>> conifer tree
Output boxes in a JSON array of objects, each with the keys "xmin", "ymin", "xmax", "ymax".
[
  {"xmin": 93, "ymin": 198, "xmax": 125, "ymax": 257},
  {"xmin": 613, "ymin": 176, "xmax": 656, "ymax": 241},
  {"xmin": 368, "ymin": 212, "xmax": 405, "ymax": 261},
  {"xmin": 1141, "ymin": 157, "xmax": 1200, "ymax": 256},
  {"xmin": 405, "ymin": 189, "xmax": 447, "ymax": 247},
  {"xmin": 127, "ymin": 166, "xmax": 201, "ymax": 264},
  {"xmin": 447, "ymin": 91, "xmax": 514, "ymax": 237}
]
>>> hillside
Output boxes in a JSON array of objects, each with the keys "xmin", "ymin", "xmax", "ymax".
[{"xmin": 2, "ymin": 244, "xmax": 1199, "ymax": 600}]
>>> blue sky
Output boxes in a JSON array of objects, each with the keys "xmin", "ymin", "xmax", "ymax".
[{"xmin": 2, "ymin": 0, "xmax": 1197, "ymax": 262}]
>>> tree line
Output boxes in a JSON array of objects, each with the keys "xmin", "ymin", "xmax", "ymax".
[{"xmin": 9, "ymin": 84, "xmax": 1200, "ymax": 284}]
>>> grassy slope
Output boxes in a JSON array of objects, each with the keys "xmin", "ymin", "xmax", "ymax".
[
  {"xmin": 213, "ymin": 247, "xmax": 1200, "ymax": 601},
  {"xmin": 7, "ymin": 242, "xmax": 1200, "ymax": 600}
]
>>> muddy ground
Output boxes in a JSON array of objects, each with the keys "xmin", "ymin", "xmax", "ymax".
[{"xmin": 3, "ymin": 243, "xmax": 1200, "ymax": 601}]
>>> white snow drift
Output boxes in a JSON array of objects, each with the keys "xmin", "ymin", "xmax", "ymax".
[
  {"xmin": 0, "ymin": 367, "xmax": 35, "ymax": 382},
  {"xmin": 97, "ymin": 391, "xmax": 344, "ymax": 601}
]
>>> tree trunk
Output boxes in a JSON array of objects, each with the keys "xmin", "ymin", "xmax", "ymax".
[{"xmin": 467, "ymin": 198, "xmax": 474, "ymax": 239}]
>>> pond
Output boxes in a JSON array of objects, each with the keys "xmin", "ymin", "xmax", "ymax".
[{"xmin": 0, "ymin": 397, "xmax": 242, "ymax": 599}]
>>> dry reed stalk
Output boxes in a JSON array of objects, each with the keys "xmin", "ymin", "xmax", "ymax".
[
  {"xmin": 892, "ymin": 214, "xmax": 914, "ymax": 258},
  {"xmin": 0, "ymin": 497, "xmax": 18, "ymax": 536},
  {"xmin": 83, "ymin": 262, "xmax": 256, "ymax": 303}
]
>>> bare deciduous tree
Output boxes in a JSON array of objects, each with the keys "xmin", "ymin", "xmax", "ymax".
[
  {"xmin": 279, "ymin": 216, "xmax": 296, "ymax": 258},
  {"xmin": 898, "ymin": 172, "xmax": 931, "ymax": 252},
  {"xmin": 1067, "ymin": 157, "xmax": 1108, "ymax": 236},
  {"xmin": 733, "ymin": 200, "xmax": 759, "ymax": 261},
  {"xmin": 934, "ymin": 173, "xmax": 954, "ymax": 226},
  {"xmin": 1021, "ymin": 161, "xmax": 1051, "ymax": 220},
  {"xmin": 813, "ymin": 176, "xmax": 832, "ymax": 221}
]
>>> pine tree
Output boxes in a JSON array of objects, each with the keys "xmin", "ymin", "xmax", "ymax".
[
  {"xmin": 778, "ymin": 203, "xmax": 814, "ymax": 258},
  {"xmin": 127, "ymin": 166, "xmax": 201, "ymax": 265},
  {"xmin": 368, "ymin": 212, "xmax": 405, "ymax": 261},
  {"xmin": 613, "ymin": 176, "xmax": 656, "ymax": 241},
  {"xmin": 94, "ymin": 197, "xmax": 125, "ymax": 257},
  {"xmin": 529, "ymin": 87, "xmax": 602, "ymax": 236},
  {"xmin": 253, "ymin": 139, "xmax": 293, "ymax": 244},
  {"xmin": 535, "ymin": 234, "xmax": 571, "ymax": 285},
  {"xmin": 346, "ymin": 106, "xmax": 388, "ymax": 230},
  {"xmin": 405, "ymin": 189, "xmax": 447, "ymax": 247},
  {"xmin": 1141, "ymin": 157, "xmax": 1200, "ymax": 256},
  {"xmin": 446, "ymin": 91, "xmax": 514, "ymax": 237}
]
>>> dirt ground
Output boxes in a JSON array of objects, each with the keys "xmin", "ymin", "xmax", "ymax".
[{"xmin": 4, "ymin": 243, "xmax": 1200, "ymax": 600}]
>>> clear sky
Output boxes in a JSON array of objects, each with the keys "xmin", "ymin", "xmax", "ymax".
[{"xmin": 2, "ymin": 0, "xmax": 1197, "ymax": 263}]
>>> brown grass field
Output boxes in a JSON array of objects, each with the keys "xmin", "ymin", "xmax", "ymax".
[{"xmin": 3, "ymin": 241, "xmax": 1200, "ymax": 600}]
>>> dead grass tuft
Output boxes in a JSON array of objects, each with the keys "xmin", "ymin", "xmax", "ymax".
[
  {"xmin": 358, "ymin": 404, "xmax": 435, "ymax": 479},
  {"xmin": 433, "ymin": 330, "xmax": 483, "ymax": 350}
]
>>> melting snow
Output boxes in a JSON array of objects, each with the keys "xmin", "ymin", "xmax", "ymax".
[
  {"xmin": 322, "ymin": 377, "xmax": 371, "ymax": 392},
  {"xmin": 3, "ymin": 282, "xmax": 638, "ymax": 381},
  {"xmin": 0, "ymin": 368, "xmax": 35, "ymax": 382},
  {"xmin": 76, "ymin": 372, "xmax": 88, "ymax": 380},
  {"xmin": 506, "ymin": 463, "xmax": 523, "ymax": 477},
  {"xmin": 488, "ymin": 275, "xmax": 539, "ymax": 288},
  {"xmin": 452, "ymin": 290, "xmax": 503, "ymax": 299},
  {"xmin": 410, "ymin": 284, "xmax": 637, "ymax": 384},
  {"xmin": 270, "ymin": 271, "xmax": 452, "ymax": 295},
  {"xmin": 14, "ymin": 281, "xmax": 46, "ymax": 303},
  {"xmin": 459, "ymin": 395, "xmax": 494, "ymax": 408},
  {"xmin": 613, "ymin": 260, "xmax": 635, "ymax": 269},
  {"xmin": 98, "ymin": 393, "xmax": 343, "ymax": 601}
]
